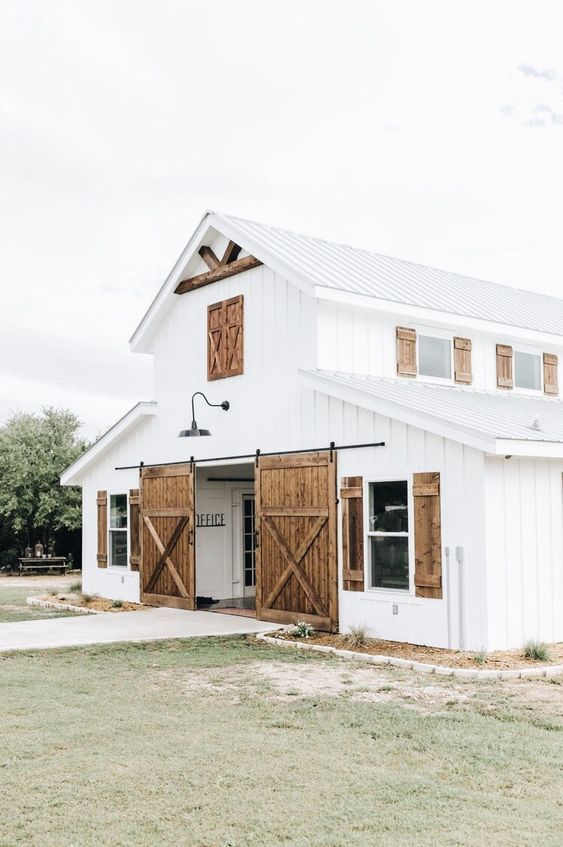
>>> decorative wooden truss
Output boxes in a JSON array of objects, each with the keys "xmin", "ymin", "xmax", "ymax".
[{"xmin": 175, "ymin": 240, "xmax": 262, "ymax": 295}]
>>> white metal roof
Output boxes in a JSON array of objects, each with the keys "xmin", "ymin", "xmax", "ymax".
[
  {"xmin": 215, "ymin": 212, "xmax": 563, "ymax": 337},
  {"xmin": 301, "ymin": 370, "xmax": 563, "ymax": 456},
  {"xmin": 60, "ymin": 401, "xmax": 157, "ymax": 485}
]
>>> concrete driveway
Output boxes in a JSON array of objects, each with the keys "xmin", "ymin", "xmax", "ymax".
[{"xmin": 0, "ymin": 607, "xmax": 280, "ymax": 652}]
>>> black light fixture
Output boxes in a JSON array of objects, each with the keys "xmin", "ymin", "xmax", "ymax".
[{"xmin": 179, "ymin": 391, "xmax": 230, "ymax": 437}]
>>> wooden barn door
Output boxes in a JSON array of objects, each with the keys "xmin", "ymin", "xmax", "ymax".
[
  {"xmin": 140, "ymin": 463, "xmax": 196, "ymax": 610},
  {"xmin": 255, "ymin": 451, "xmax": 338, "ymax": 630}
]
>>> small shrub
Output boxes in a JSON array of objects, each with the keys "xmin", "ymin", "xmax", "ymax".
[
  {"xmin": 473, "ymin": 650, "xmax": 487, "ymax": 665},
  {"xmin": 112, "ymin": 599, "xmax": 123, "ymax": 608},
  {"xmin": 69, "ymin": 580, "xmax": 82, "ymax": 593},
  {"xmin": 345, "ymin": 624, "xmax": 369, "ymax": 649},
  {"xmin": 523, "ymin": 640, "xmax": 550, "ymax": 662},
  {"xmin": 82, "ymin": 593, "xmax": 95, "ymax": 605},
  {"xmin": 290, "ymin": 621, "xmax": 314, "ymax": 638}
]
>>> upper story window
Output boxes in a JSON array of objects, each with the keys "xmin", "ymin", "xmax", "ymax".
[
  {"xmin": 208, "ymin": 295, "xmax": 244, "ymax": 380},
  {"xmin": 396, "ymin": 326, "xmax": 472, "ymax": 385},
  {"xmin": 514, "ymin": 350, "xmax": 542, "ymax": 391},
  {"xmin": 418, "ymin": 334, "xmax": 452, "ymax": 380},
  {"xmin": 109, "ymin": 493, "xmax": 128, "ymax": 567}
]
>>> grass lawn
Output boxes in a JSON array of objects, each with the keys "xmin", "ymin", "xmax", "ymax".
[
  {"xmin": 0, "ymin": 636, "xmax": 561, "ymax": 847},
  {"xmin": 0, "ymin": 586, "xmax": 79, "ymax": 623}
]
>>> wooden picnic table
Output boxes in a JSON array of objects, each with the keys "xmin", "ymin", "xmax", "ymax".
[{"xmin": 17, "ymin": 557, "xmax": 68, "ymax": 574}]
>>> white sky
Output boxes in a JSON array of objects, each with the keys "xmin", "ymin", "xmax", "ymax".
[{"xmin": 1, "ymin": 0, "xmax": 562, "ymax": 440}]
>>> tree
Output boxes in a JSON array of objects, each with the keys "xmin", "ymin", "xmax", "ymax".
[{"xmin": 0, "ymin": 408, "xmax": 88, "ymax": 564}]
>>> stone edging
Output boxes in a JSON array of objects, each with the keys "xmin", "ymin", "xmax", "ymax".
[
  {"xmin": 256, "ymin": 633, "xmax": 563, "ymax": 680},
  {"xmin": 27, "ymin": 597, "xmax": 103, "ymax": 615}
]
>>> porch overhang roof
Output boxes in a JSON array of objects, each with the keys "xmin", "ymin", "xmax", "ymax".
[{"xmin": 300, "ymin": 370, "xmax": 563, "ymax": 458}]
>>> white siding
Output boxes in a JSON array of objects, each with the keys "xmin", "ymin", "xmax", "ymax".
[{"xmin": 484, "ymin": 456, "xmax": 563, "ymax": 649}]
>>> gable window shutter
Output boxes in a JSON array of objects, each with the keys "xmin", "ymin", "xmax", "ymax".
[
  {"xmin": 207, "ymin": 295, "xmax": 244, "ymax": 380},
  {"xmin": 413, "ymin": 473, "xmax": 442, "ymax": 599},
  {"xmin": 454, "ymin": 337, "xmax": 472, "ymax": 384},
  {"xmin": 496, "ymin": 344, "xmax": 513, "ymax": 389},
  {"xmin": 341, "ymin": 477, "xmax": 364, "ymax": 591},
  {"xmin": 543, "ymin": 353, "xmax": 558, "ymax": 396},
  {"xmin": 129, "ymin": 489, "xmax": 141, "ymax": 571},
  {"xmin": 96, "ymin": 490, "xmax": 108, "ymax": 568},
  {"xmin": 396, "ymin": 327, "xmax": 417, "ymax": 377}
]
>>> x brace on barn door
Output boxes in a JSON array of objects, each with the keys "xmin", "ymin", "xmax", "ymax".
[{"xmin": 115, "ymin": 440, "xmax": 386, "ymax": 471}]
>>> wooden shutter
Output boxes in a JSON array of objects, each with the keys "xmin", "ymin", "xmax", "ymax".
[
  {"xmin": 96, "ymin": 490, "xmax": 107, "ymax": 568},
  {"xmin": 543, "ymin": 353, "xmax": 558, "ymax": 396},
  {"xmin": 396, "ymin": 327, "xmax": 417, "ymax": 376},
  {"xmin": 341, "ymin": 477, "xmax": 364, "ymax": 591},
  {"xmin": 496, "ymin": 344, "xmax": 513, "ymax": 389},
  {"xmin": 454, "ymin": 337, "xmax": 472, "ymax": 384},
  {"xmin": 413, "ymin": 473, "xmax": 442, "ymax": 599},
  {"xmin": 207, "ymin": 295, "xmax": 244, "ymax": 380},
  {"xmin": 129, "ymin": 488, "xmax": 140, "ymax": 571}
]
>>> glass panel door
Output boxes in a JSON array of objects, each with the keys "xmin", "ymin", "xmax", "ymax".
[{"xmin": 242, "ymin": 494, "xmax": 256, "ymax": 595}]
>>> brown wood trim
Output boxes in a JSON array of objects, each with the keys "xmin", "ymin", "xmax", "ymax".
[
  {"xmin": 221, "ymin": 240, "xmax": 242, "ymax": 264},
  {"xmin": 496, "ymin": 344, "xmax": 513, "ymax": 389},
  {"xmin": 257, "ymin": 608, "xmax": 332, "ymax": 630},
  {"xmin": 543, "ymin": 352, "xmax": 559, "ymax": 396},
  {"xmin": 396, "ymin": 326, "xmax": 417, "ymax": 377},
  {"xmin": 129, "ymin": 488, "xmax": 140, "ymax": 571},
  {"xmin": 175, "ymin": 255, "xmax": 262, "ymax": 295},
  {"xmin": 454, "ymin": 336, "xmax": 472, "ymax": 384},
  {"xmin": 96, "ymin": 490, "xmax": 107, "ymax": 568},
  {"xmin": 141, "ymin": 463, "xmax": 193, "ymax": 478},
  {"xmin": 141, "ymin": 507, "xmax": 192, "ymax": 517},
  {"xmin": 258, "ymin": 451, "xmax": 331, "ymax": 470},
  {"xmin": 413, "ymin": 471, "xmax": 442, "ymax": 599},
  {"xmin": 198, "ymin": 245, "xmax": 221, "ymax": 270},
  {"xmin": 140, "ymin": 593, "xmax": 196, "ymax": 611},
  {"xmin": 341, "ymin": 476, "xmax": 364, "ymax": 592},
  {"xmin": 259, "ymin": 507, "xmax": 329, "ymax": 517}
]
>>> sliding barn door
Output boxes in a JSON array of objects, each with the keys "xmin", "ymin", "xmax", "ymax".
[
  {"xmin": 255, "ymin": 451, "xmax": 338, "ymax": 630},
  {"xmin": 140, "ymin": 463, "xmax": 196, "ymax": 610}
]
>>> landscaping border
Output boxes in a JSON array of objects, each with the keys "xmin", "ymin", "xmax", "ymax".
[
  {"xmin": 27, "ymin": 597, "xmax": 103, "ymax": 615},
  {"xmin": 256, "ymin": 633, "xmax": 563, "ymax": 679}
]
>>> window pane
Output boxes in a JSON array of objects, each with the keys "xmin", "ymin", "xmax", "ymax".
[
  {"xmin": 419, "ymin": 335, "xmax": 451, "ymax": 379},
  {"xmin": 370, "ymin": 536, "xmax": 409, "ymax": 590},
  {"xmin": 110, "ymin": 530, "xmax": 128, "ymax": 567},
  {"xmin": 369, "ymin": 481, "xmax": 408, "ymax": 532},
  {"xmin": 514, "ymin": 351, "xmax": 541, "ymax": 390},
  {"xmin": 110, "ymin": 494, "xmax": 127, "ymax": 528}
]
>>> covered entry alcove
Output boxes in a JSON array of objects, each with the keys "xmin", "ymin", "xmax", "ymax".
[{"xmin": 137, "ymin": 449, "xmax": 340, "ymax": 629}]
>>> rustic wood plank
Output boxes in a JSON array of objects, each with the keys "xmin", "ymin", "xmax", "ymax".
[
  {"xmin": 129, "ymin": 488, "xmax": 140, "ymax": 571},
  {"xmin": 221, "ymin": 240, "xmax": 242, "ymax": 265},
  {"xmin": 396, "ymin": 326, "xmax": 417, "ymax": 377},
  {"xmin": 175, "ymin": 255, "xmax": 262, "ymax": 295},
  {"xmin": 341, "ymin": 476, "xmax": 364, "ymax": 591},
  {"xmin": 413, "ymin": 471, "xmax": 442, "ymax": 599},
  {"xmin": 198, "ymin": 245, "xmax": 221, "ymax": 271},
  {"xmin": 454, "ymin": 336, "xmax": 472, "ymax": 384},
  {"xmin": 496, "ymin": 344, "xmax": 513, "ymax": 389},
  {"xmin": 97, "ymin": 490, "xmax": 107, "ymax": 568},
  {"xmin": 143, "ymin": 515, "xmax": 189, "ymax": 597},
  {"xmin": 544, "ymin": 352, "xmax": 558, "ymax": 395}
]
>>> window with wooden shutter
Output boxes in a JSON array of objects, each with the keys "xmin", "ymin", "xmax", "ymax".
[
  {"xmin": 454, "ymin": 337, "xmax": 472, "ymax": 384},
  {"xmin": 341, "ymin": 477, "xmax": 364, "ymax": 591},
  {"xmin": 543, "ymin": 353, "xmax": 558, "ymax": 395},
  {"xmin": 207, "ymin": 295, "xmax": 244, "ymax": 380},
  {"xmin": 96, "ymin": 490, "xmax": 108, "ymax": 568},
  {"xmin": 496, "ymin": 344, "xmax": 513, "ymax": 389},
  {"xmin": 129, "ymin": 488, "xmax": 140, "ymax": 571},
  {"xmin": 413, "ymin": 472, "xmax": 442, "ymax": 599},
  {"xmin": 396, "ymin": 327, "xmax": 417, "ymax": 377}
]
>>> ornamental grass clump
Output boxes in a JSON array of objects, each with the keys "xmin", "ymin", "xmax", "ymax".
[
  {"xmin": 523, "ymin": 640, "xmax": 550, "ymax": 662},
  {"xmin": 69, "ymin": 580, "xmax": 82, "ymax": 593},
  {"xmin": 290, "ymin": 621, "xmax": 314, "ymax": 638},
  {"xmin": 345, "ymin": 624, "xmax": 369, "ymax": 649}
]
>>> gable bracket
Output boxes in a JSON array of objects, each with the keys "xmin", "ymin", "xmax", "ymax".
[{"xmin": 175, "ymin": 241, "xmax": 262, "ymax": 295}]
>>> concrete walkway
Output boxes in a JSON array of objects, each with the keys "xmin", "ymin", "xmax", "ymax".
[{"xmin": 0, "ymin": 607, "xmax": 279, "ymax": 652}]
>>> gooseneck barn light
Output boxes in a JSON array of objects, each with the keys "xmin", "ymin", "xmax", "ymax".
[{"xmin": 179, "ymin": 392, "xmax": 230, "ymax": 437}]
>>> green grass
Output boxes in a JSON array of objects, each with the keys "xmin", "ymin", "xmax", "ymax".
[
  {"xmin": 0, "ymin": 586, "xmax": 78, "ymax": 622},
  {"xmin": 0, "ymin": 636, "xmax": 561, "ymax": 847}
]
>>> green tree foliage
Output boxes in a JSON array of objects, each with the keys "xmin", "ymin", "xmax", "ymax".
[{"xmin": 0, "ymin": 408, "xmax": 88, "ymax": 560}]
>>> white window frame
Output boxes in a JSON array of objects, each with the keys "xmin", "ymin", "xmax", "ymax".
[
  {"xmin": 512, "ymin": 344, "xmax": 544, "ymax": 395},
  {"xmin": 364, "ymin": 476, "xmax": 414, "ymax": 596},
  {"xmin": 107, "ymin": 491, "xmax": 129, "ymax": 570},
  {"xmin": 416, "ymin": 327, "xmax": 454, "ymax": 385}
]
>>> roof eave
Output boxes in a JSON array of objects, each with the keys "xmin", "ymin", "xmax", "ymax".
[
  {"xmin": 493, "ymin": 439, "xmax": 563, "ymax": 459},
  {"xmin": 60, "ymin": 401, "xmax": 157, "ymax": 486}
]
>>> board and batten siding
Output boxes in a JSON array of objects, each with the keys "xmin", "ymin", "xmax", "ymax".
[
  {"xmin": 484, "ymin": 456, "xmax": 563, "ymax": 649},
  {"xmin": 316, "ymin": 300, "xmax": 563, "ymax": 394}
]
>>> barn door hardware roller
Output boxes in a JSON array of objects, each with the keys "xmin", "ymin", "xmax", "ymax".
[{"xmin": 116, "ymin": 440, "xmax": 385, "ymax": 471}]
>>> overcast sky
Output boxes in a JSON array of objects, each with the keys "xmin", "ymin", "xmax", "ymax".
[{"xmin": 1, "ymin": 0, "xmax": 562, "ymax": 440}]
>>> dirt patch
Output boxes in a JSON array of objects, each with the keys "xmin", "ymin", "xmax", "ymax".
[
  {"xmin": 152, "ymin": 658, "xmax": 563, "ymax": 720},
  {"xmin": 37, "ymin": 593, "xmax": 144, "ymax": 613},
  {"xmin": 270, "ymin": 631, "xmax": 563, "ymax": 669}
]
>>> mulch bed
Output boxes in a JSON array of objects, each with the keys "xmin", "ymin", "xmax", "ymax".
[
  {"xmin": 269, "ymin": 631, "xmax": 563, "ymax": 670},
  {"xmin": 39, "ymin": 593, "xmax": 144, "ymax": 613}
]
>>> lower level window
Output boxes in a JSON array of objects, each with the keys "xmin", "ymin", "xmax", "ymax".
[
  {"xmin": 368, "ymin": 480, "xmax": 409, "ymax": 590},
  {"xmin": 109, "ymin": 494, "xmax": 128, "ymax": 567}
]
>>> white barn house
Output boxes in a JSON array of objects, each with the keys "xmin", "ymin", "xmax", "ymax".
[{"xmin": 61, "ymin": 211, "xmax": 563, "ymax": 651}]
